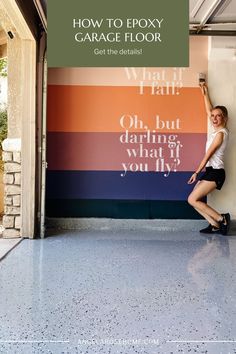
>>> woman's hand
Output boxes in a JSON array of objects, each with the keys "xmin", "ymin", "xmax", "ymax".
[
  {"xmin": 188, "ymin": 173, "xmax": 198, "ymax": 184},
  {"xmin": 199, "ymin": 82, "xmax": 208, "ymax": 96}
]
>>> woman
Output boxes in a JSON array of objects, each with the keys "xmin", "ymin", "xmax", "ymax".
[{"xmin": 187, "ymin": 83, "xmax": 230, "ymax": 235}]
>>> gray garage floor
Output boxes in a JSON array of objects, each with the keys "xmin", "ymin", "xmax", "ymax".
[{"xmin": 0, "ymin": 229, "xmax": 236, "ymax": 354}]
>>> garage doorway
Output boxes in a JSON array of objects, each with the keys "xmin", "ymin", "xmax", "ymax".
[{"xmin": 0, "ymin": 0, "xmax": 36, "ymax": 238}]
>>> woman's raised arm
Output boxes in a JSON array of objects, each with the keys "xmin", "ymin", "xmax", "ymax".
[{"xmin": 200, "ymin": 83, "xmax": 213, "ymax": 117}]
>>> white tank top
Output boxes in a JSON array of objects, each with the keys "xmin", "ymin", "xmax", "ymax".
[{"xmin": 206, "ymin": 128, "xmax": 229, "ymax": 169}]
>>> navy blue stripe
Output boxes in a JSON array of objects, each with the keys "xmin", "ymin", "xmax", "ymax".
[{"xmin": 46, "ymin": 171, "xmax": 195, "ymax": 200}]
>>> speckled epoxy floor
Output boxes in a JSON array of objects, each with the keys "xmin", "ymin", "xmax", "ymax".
[{"xmin": 0, "ymin": 229, "xmax": 236, "ymax": 354}]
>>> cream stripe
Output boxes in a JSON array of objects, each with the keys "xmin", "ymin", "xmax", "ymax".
[{"xmin": 48, "ymin": 37, "xmax": 208, "ymax": 87}]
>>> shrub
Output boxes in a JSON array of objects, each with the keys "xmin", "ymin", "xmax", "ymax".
[
  {"xmin": 0, "ymin": 58, "xmax": 7, "ymax": 77},
  {"xmin": 0, "ymin": 109, "xmax": 7, "ymax": 171}
]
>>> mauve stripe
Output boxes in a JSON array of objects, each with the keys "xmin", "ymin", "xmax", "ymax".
[
  {"xmin": 46, "ymin": 171, "xmax": 196, "ymax": 200},
  {"xmin": 47, "ymin": 132, "xmax": 206, "ymax": 171}
]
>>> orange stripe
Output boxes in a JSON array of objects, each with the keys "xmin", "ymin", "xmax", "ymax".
[{"xmin": 47, "ymin": 85, "xmax": 207, "ymax": 133}]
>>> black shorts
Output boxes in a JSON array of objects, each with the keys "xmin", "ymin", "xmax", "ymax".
[{"xmin": 199, "ymin": 166, "xmax": 225, "ymax": 190}]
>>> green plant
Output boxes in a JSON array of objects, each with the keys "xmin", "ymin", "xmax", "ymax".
[
  {"xmin": 0, "ymin": 57, "xmax": 7, "ymax": 171},
  {"xmin": 0, "ymin": 58, "xmax": 7, "ymax": 77},
  {"xmin": 0, "ymin": 109, "xmax": 7, "ymax": 171}
]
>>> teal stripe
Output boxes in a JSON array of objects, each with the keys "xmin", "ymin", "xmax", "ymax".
[{"xmin": 46, "ymin": 199, "xmax": 202, "ymax": 219}]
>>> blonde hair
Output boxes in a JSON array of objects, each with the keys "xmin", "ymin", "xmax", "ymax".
[
  {"xmin": 212, "ymin": 105, "xmax": 228, "ymax": 127},
  {"xmin": 213, "ymin": 105, "xmax": 228, "ymax": 118}
]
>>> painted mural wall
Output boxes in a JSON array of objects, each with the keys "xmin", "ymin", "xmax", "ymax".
[{"xmin": 46, "ymin": 37, "xmax": 208, "ymax": 218}]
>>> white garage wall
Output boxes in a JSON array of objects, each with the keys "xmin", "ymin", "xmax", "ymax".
[{"xmin": 208, "ymin": 37, "xmax": 236, "ymax": 219}]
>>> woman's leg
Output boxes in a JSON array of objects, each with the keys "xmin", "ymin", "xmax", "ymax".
[
  {"xmin": 188, "ymin": 180, "xmax": 222, "ymax": 226},
  {"xmin": 194, "ymin": 206, "xmax": 219, "ymax": 227}
]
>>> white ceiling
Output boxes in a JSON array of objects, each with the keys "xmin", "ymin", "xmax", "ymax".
[
  {"xmin": 1, "ymin": 1, "xmax": 236, "ymax": 37},
  {"xmin": 190, "ymin": 0, "xmax": 236, "ymax": 35}
]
